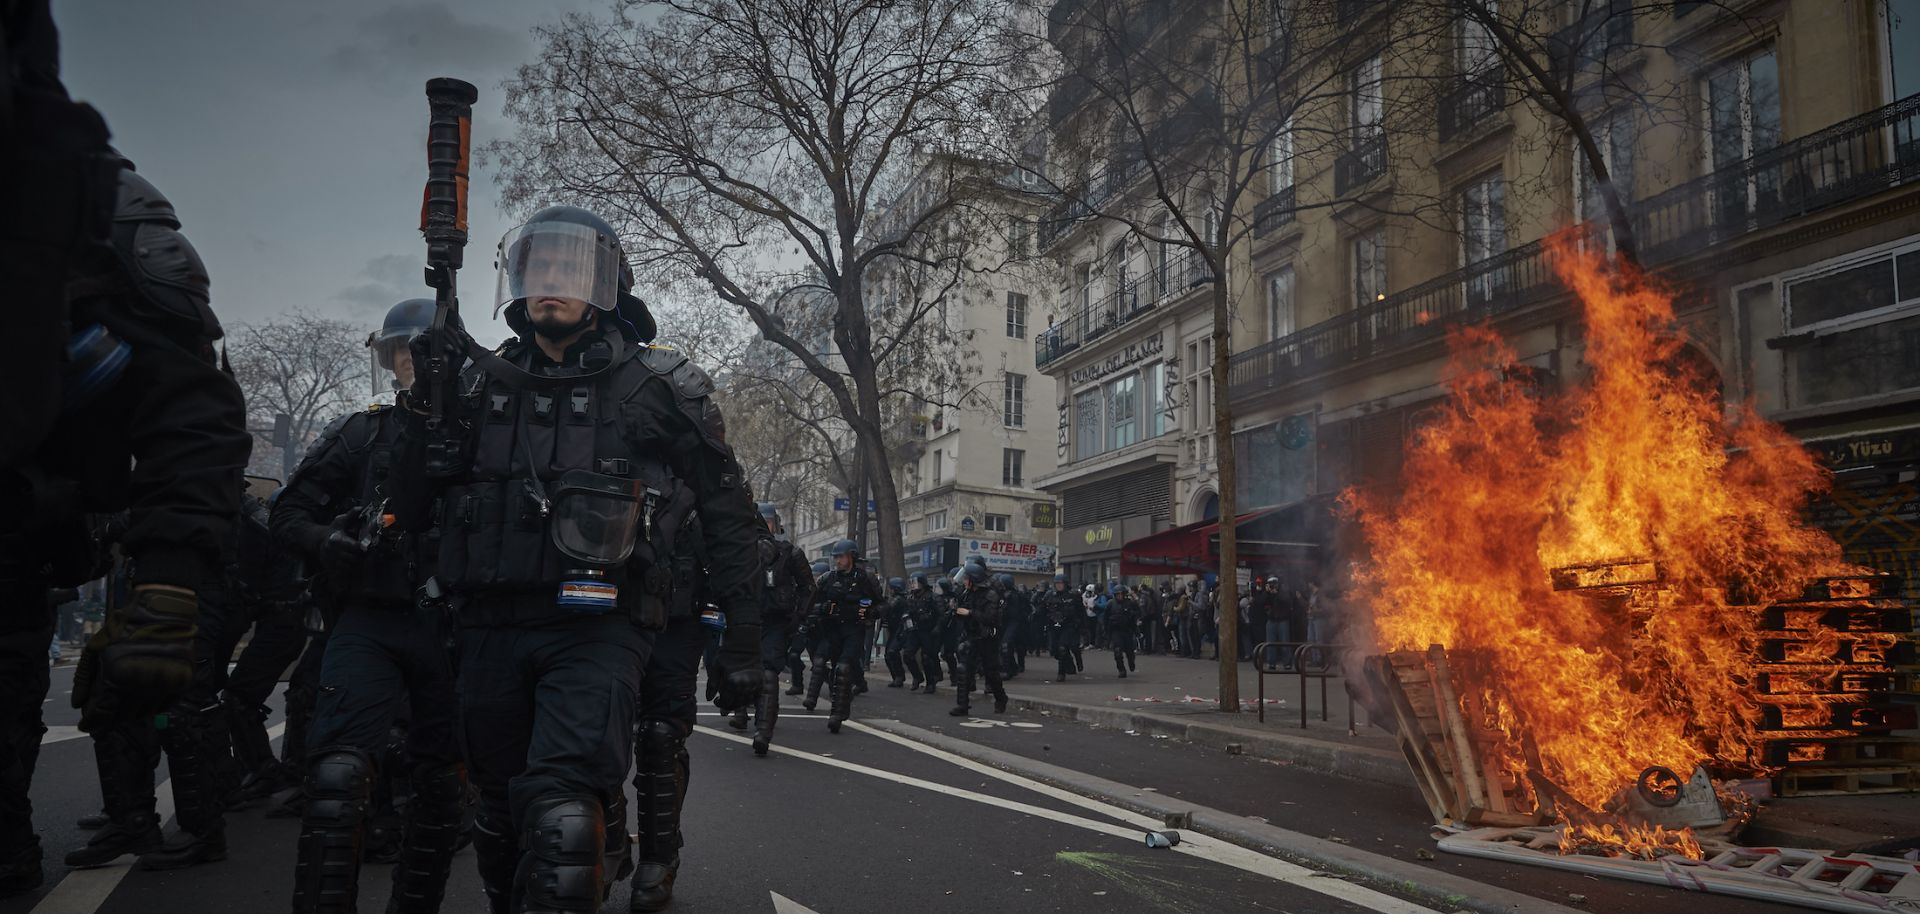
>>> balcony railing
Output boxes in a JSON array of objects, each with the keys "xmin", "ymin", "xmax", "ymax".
[
  {"xmin": 1634, "ymin": 89, "xmax": 1920, "ymax": 262},
  {"xmin": 1438, "ymin": 73, "xmax": 1506, "ymax": 142},
  {"xmin": 1335, "ymin": 133, "xmax": 1387, "ymax": 194},
  {"xmin": 1337, "ymin": 0, "xmax": 1378, "ymax": 26},
  {"xmin": 1228, "ymin": 89, "xmax": 1920, "ymax": 405},
  {"xmin": 1035, "ymin": 248, "xmax": 1216, "ymax": 368},
  {"xmin": 1253, "ymin": 185, "xmax": 1297, "ymax": 238}
]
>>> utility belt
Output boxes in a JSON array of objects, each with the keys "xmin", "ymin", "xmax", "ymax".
[{"xmin": 454, "ymin": 583, "xmax": 667, "ymax": 629}]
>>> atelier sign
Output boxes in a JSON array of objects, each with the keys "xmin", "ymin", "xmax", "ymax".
[{"xmin": 1068, "ymin": 332, "xmax": 1164, "ymax": 387}]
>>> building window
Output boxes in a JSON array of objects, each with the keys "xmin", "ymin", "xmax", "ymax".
[
  {"xmin": 1461, "ymin": 171, "xmax": 1507, "ymax": 302},
  {"xmin": 1269, "ymin": 118, "xmax": 1294, "ymax": 193},
  {"xmin": 1459, "ymin": 5, "xmax": 1498, "ymax": 77},
  {"xmin": 1010, "ymin": 217, "xmax": 1031, "ymax": 258},
  {"xmin": 1704, "ymin": 45, "xmax": 1782, "ymax": 219},
  {"xmin": 928, "ymin": 510, "xmax": 948, "ymax": 532},
  {"xmin": 1265, "ymin": 266, "xmax": 1296, "ymax": 339},
  {"xmin": 1006, "ymin": 292, "xmax": 1028, "ymax": 338},
  {"xmin": 1780, "ymin": 241, "xmax": 1920, "ymax": 409},
  {"xmin": 1003, "ymin": 372, "xmax": 1027, "ymax": 428},
  {"xmin": 1352, "ymin": 55, "xmax": 1383, "ymax": 140},
  {"xmin": 932, "ymin": 449, "xmax": 943, "ymax": 483},
  {"xmin": 1074, "ymin": 388, "xmax": 1102, "ymax": 461},
  {"xmin": 1575, "ymin": 113, "xmax": 1636, "ymax": 225},
  {"xmin": 1888, "ymin": 0, "xmax": 1920, "ymax": 100},
  {"xmin": 1107, "ymin": 372, "xmax": 1139, "ymax": 451},
  {"xmin": 1353, "ymin": 226, "xmax": 1387, "ymax": 310},
  {"xmin": 984, "ymin": 513, "xmax": 1010, "ymax": 533},
  {"xmin": 1002, "ymin": 448, "xmax": 1024, "ymax": 486},
  {"xmin": 1147, "ymin": 361, "xmax": 1172, "ymax": 437}
]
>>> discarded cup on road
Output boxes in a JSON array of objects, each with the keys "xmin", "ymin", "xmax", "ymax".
[{"xmin": 1144, "ymin": 830, "xmax": 1181, "ymax": 848}]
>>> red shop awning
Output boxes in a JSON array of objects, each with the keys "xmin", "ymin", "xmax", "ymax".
[{"xmin": 1119, "ymin": 504, "xmax": 1296, "ymax": 576}]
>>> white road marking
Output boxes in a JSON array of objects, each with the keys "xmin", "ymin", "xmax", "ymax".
[
  {"xmin": 40, "ymin": 726, "xmax": 84, "ymax": 746},
  {"xmin": 693, "ymin": 711, "xmax": 832, "ymax": 720},
  {"xmin": 695, "ymin": 724, "xmax": 1439, "ymax": 914},
  {"xmin": 770, "ymin": 890, "xmax": 826, "ymax": 913},
  {"xmin": 30, "ymin": 723, "xmax": 286, "ymax": 914}
]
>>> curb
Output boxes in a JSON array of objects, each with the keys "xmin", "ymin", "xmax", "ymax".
[
  {"xmin": 864, "ymin": 717, "xmax": 1585, "ymax": 914},
  {"xmin": 1002, "ymin": 690, "xmax": 1415, "ymax": 787}
]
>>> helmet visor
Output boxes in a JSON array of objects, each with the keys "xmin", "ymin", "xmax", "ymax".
[
  {"xmin": 369, "ymin": 328, "xmax": 420, "ymax": 396},
  {"xmin": 495, "ymin": 221, "xmax": 622, "ymax": 316}
]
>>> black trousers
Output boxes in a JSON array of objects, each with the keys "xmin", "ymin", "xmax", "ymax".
[
  {"xmin": 1048, "ymin": 625, "xmax": 1080, "ymax": 678},
  {"xmin": 639, "ymin": 615, "xmax": 702, "ymax": 731},
  {"xmin": 0, "ymin": 588, "xmax": 53, "ymax": 858},
  {"xmin": 457, "ymin": 614, "xmax": 650, "ymax": 837},
  {"xmin": 307, "ymin": 605, "xmax": 458, "ymax": 766}
]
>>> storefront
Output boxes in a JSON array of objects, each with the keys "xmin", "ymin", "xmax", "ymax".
[
  {"xmin": 901, "ymin": 537, "xmax": 961, "ymax": 575},
  {"xmin": 1118, "ymin": 495, "xmax": 1333, "ymax": 584},
  {"xmin": 958, "ymin": 537, "xmax": 1059, "ymax": 584},
  {"xmin": 1057, "ymin": 514, "xmax": 1161, "ymax": 586}
]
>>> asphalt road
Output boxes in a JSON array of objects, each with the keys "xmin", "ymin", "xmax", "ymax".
[{"xmin": 1, "ymin": 658, "xmax": 1864, "ymax": 914}]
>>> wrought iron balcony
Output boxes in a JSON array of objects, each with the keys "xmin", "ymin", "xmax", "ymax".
[
  {"xmin": 1335, "ymin": 133, "xmax": 1388, "ymax": 194},
  {"xmin": 1035, "ymin": 248, "xmax": 1216, "ymax": 368},
  {"xmin": 1252, "ymin": 185, "xmax": 1296, "ymax": 238},
  {"xmin": 1228, "ymin": 89, "xmax": 1920, "ymax": 406},
  {"xmin": 1438, "ymin": 73, "xmax": 1506, "ymax": 142},
  {"xmin": 1549, "ymin": 0, "xmax": 1633, "ymax": 71}
]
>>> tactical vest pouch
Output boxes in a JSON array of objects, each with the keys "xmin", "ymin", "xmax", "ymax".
[
  {"xmin": 439, "ymin": 479, "xmax": 561, "ymax": 589},
  {"xmin": 550, "ymin": 469, "xmax": 650, "ymax": 567}
]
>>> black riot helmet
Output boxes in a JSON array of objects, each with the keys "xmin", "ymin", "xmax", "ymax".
[
  {"xmin": 495, "ymin": 205, "xmax": 656, "ymax": 343},
  {"xmin": 368, "ymin": 298, "xmax": 435, "ymax": 396},
  {"xmin": 810, "ymin": 560, "xmax": 829, "ymax": 577},
  {"xmin": 910, "ymin": 573, "xmax": 930, "ymax": 592},
  {"xmin": 887, "ymin": 577, "xmax": 905, "ymax": 594},
  {"xmin": 1053, "ymin": 572, "xmax": 1070, "ymax": 591},
  {"xmin": 757, "ymin": 502, "xmax": 783, "ymax": 535},
  {"xmin": 830, "ymin": 538, "xmax": 859, "ymax": 571},
  {"xmin": 993, "ymin": 573, "xmax": 1014, "ymax": 590},
  {"xmin": 954, "ymin": 563, "xmax": 990, "ymax": 589}
]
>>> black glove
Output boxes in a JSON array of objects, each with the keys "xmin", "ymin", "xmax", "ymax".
[
  {"xmin": 712, "ymin": 619, "xmax": 764, "ymax": 713},
  {"xmin": 73, "ymin": 585, "xmax": 197, "ymax": 732},
  {"xmin": 406, "ymin": 320, "xmax": 472, "ymax": 406}
]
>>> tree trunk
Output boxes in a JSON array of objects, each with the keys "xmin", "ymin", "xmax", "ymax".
[
  {"xmin": 842, "ymin": 348, "xmax": 908, "ymax": 581},
  {"xmin": 1211, "ymin": 270, "xmax": 1240, "ymax": 713}
]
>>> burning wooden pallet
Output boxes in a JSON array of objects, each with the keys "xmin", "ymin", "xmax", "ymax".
[
  {"xmin": 1756, "ymin": 574, "xmax": 1920, "ymax": 796},
  {"xmin": 1363, "ymin": 647, "xmax": 1546, "ymax": 828}
]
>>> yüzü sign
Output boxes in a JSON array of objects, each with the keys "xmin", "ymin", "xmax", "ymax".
[{"xmin": 1068, "ymin": 332, "xmax": 1164, "ymax": 387}]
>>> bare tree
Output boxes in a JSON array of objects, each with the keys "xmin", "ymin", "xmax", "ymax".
[
  {"xmin": 490, "ymin": 0, "xmax": 1035, "ymax": 577},
  {"xmin": 228, "ymin": 313, "xmax": 369, "ymax": 479},
  {"xmin": 1028, "ymin": 0, "xmax": 1452, "ymax": 710}
]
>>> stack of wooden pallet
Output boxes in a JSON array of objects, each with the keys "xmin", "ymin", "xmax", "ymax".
[
  {"xmin": 1362, "ymin": 646, "xmax": 1546, "ymax": 828},
  {"xmin": 1755, "ymin": 574, "xmax": 1920, "ymax": 797}
]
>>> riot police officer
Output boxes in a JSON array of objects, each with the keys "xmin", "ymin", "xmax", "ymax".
[
  {"xmin": 729, "ymin": 505, "xmax": 813, "ymax": 753},
  {"xmin": 2, "ymin": 157, "xmax": 248, "ymax": 895},
  {"xmin": 274, "ymin": 298, "xmax": 465, "ymax": 913},
  {"xmin": 1040, "ymin": 574, "xmax": 1081, "ymax": 682},
  {"xmin": 628, "ymin": 505, "xmax": 709, "ymax": 913},
  {"xmin": 903, "ymin": 574, "xmax": 942, "ymax": 694},
  {"xmin": 805, "ymin": 541, "xmax": 882, "ymax": 733},
  {"xmin": 880, "ymin": 577, "xmax": 912, "ymax": 688},
  {"xmin": 397, "ymin": 205, "xmax": 763, "ymax": 914},
  {"xmin": 998, "ymin": 573, "xmax": 1028, "ymax": 679},
  {"xmin": 1109, "ymin": 583, "xmax": 1140, "ymax": 678},
  {"xmin": 948, "ymin": 564, "xmax": 1009, "ymax": 717},
  {"xmin": 788, "ymin": 560, "xmax": 828, "ymax": 696}
]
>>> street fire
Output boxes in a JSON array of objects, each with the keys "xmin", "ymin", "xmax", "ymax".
[{"xmin": 1346, "ymin": 236, "xmax": 1859, "ymax": 857}]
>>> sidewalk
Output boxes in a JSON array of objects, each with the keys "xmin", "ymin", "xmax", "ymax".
[
  {"xmin": 996, "ymin": 648, "xmax": 1920, "ymax": 853},
  {"xmin": 1000, "ymin": 649, "xmax": 1411, "ymax": 785}
]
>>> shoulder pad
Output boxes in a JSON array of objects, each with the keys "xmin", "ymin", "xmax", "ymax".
[
  {"xmin": 316, "ymin": 411, "xmax": 356, "ymax": 444},
  {"xmin": 639, "ymin": 344, "xmax": 687, "ymax": 376}
]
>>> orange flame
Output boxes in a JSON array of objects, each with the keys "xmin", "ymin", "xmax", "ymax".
[{"xmin": 1346, "ymin": 237, "xmax": 1856, "ymax": 811}]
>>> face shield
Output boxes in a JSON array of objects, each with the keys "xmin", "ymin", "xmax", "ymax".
[
  {"xmin": 549, "ymin": 470, "xmax": 651, "ymax": 567},
  {"xmin": 368, "ymin": 328, "xmax": 420, "ymax": 396},
  {"xmin": 494, "ymin": 221, "xmax": 622, "ymax": 317}
]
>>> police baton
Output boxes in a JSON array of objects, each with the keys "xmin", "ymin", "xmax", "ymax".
[{"xmin": 419, "ymin": 77, "xmax": 477, "ymax": 471}]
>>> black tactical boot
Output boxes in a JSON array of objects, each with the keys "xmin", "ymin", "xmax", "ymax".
[
  {"xmin": 75, "ymin": 811, "xmax": 109, "ymax": 830},
  {"xmin": 136, "ymin": 829, "xmax": 227, "ymax": 870},
  {"xmin": 751, "ymin": 671, "xmax": 780, "ymax": 757},
  {"xmin": 65, "ymin": 813, "xmax": 161, "ymax": 867},
  {"xmin": 0, "ymin": 841, "xmax": 43, "ymax": 898},
  {"xmin": 801, "ymin": 665, "xmax": 827, "ymax": 712},
  {"xmin": 727, "ymin": 707, "xmax": 749, "ymax": 731},
  {"xmin": 827, "ymin": 663, "xmax": 855, "ymax": 734}
]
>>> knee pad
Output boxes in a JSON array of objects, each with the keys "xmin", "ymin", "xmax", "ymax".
[
  {"xmin": 637, "ymin": 719, "xmax": 687, "ymax": 768},
  {"xmin": 305, "ymin": 747, "xmax": 374, "ymax": 828},
  {"xmin": 519, "ymin": 793, "xmax": 603, "ymax": 911}
]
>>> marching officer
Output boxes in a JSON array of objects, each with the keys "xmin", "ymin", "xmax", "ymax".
[
  {"xmin": 275, "ymin": 298, "xmax": 466, "ymax": 913},
  {"xmin": 880, "ymin": 577, "xmax": 913, "ymax": 688},
  {"xmin": 395, "ymin": 205, "xmax": 764, "ymax": 914},
  {"xmin": 1040, "ymin": 574, "xmax": 1081, "ymax": 682},
  {"xmin": 726, "ymin": 504, "xmax": 813, "ymax": 754},
  {"xmin": 804, "ymin": 541, "xmax": 882, "ymax": 733},
  {"xmin": 948, "ymin": 564, "xmax": 1008, "ymax": 717}
]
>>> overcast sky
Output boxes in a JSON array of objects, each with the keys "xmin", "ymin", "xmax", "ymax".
[{"xmin": 57, "ymin": 0, "xmax": 603, "ymax": 345}]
